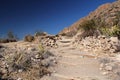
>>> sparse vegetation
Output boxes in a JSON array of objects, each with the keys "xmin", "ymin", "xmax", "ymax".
[
  {"xmin": 77, "ymin": 16, "xmax": 120, "ymax": 39},
  {"xmin": 100, "ymin": 25, "xmax": 120, "ymax": 38},
  {"xmin": 24, "ymin": 34, "xmax": 35, "ymax": 42},
  {"xmin": 35, "ymin": 31, "xmax": 47, "ymax": 37},
  {"xmin": 78, "ymin": 19, "xmax": 100, "ymax": 38},
  {"xmin": 0, "ymin": 42, "xmax": 54, "ymax": 79},
  {"xmin": 0, "ymin": 31, "xmax": 18, "ymax": 43}
]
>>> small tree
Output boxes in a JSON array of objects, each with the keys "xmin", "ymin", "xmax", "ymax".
[
  {"xmin": 7, "ymin": 31, "xmax": 19, "ymax": 40},
  {"xmin": 7, "ymin": 31, "xmax": 14, "ymax": 39}
]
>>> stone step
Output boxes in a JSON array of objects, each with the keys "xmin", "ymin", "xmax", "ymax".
[
  {"xmin": 52, "ymin": 73, "xmax": 102, "ymax": 80},
  {"xmin": 59, "ymin": 40, "xmax": 71, "ymax": 43},
  {"xmin": 58, "ymin": 43, "xmax": 71, "ymax": 47},
  {"xmin": 52, "ymin": 73, "xmax": 81, "ymax": 80}
]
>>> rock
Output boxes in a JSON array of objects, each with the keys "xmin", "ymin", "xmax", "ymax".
[
  {"xmin": 28, "ymin": 47, "xmax": 36, "ymax": 51},
  {"xmin": 116, "ymin": 54, "xmax": 120, "ymax": 61},
  {"xmin": 41, "ymin": 60, "xmax": 50, "ymax": 67},
  {"xmin": 99, "ymin": 67, "xmax": 103, "ymax": 70},
  {"xmin": 17, "ymin": 78, "xmax": 22, "ymax": 80},
  {"xmin": 1, "ymin": 69, "xmax": 7, "ymax": 74},
  {"xmin": 110, "ymin": 37, "xmax": 118, "ymax": 43},
  {"xmin": 101, "ymin": 35, "xmax": 106, "ymax": 39},
  {"xmin": 100, "ymin": 63, "xmax": 104, "ymax": 68},
  {"xmin": 109, "ymin": 49, "xmax": 116, "ymax": 53},
  {"xmin": 105, "ymin": 65, "xmax": 113, "ymax": 71},
  {"xmin": 35, "ymin": 54, "xmax": 40, "ymax": 59},
  {"xmin": 80, "ymin": 56, "xmax": 84, "ymax": 58},
  {"xmin": 18, "ymin": 69, "xmax": 23, "ymax": 73},
  {"xmin": 102, "ymin": 71, "xmax": 109, "ymax": 75}
]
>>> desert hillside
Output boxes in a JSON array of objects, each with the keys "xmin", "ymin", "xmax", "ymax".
[
  {"xmin": 59, "ymin": 0, "xmax": 120, "ymax": 38},
  {"xmin": 0, "ymin": 0, "xmax": 120, "ymax": 80}
]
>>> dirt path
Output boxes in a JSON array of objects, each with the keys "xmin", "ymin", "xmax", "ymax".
[{"xmin": 41, "ymin": 38, "xmax": 110, "ymax": 80}]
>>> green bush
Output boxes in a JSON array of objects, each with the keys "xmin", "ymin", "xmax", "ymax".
[
  {"xmin": 100, "ymin": 25, "xmax": 120, "ymax": 38},
  {"xmin": 100, "ymin": 27, "xmax": 111, "ymax": 36},
  {"xmin": 111, "ymin": 25, "xmax": 120, "ymax": 38}
]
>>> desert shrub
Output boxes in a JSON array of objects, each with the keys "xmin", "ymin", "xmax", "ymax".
[
  {"xmin": 35, "ymin": 31, "xmax": 47, "ymax": 37},
  {"xmin": 38, "ymin": 44, "xmax": 44, "ymax": 52},
  {"xmin": 7, "ymin": 31, "xmax": 15, "ymax": 40},
  {"xmin": 0, "ymin": 39, "xmax": 17, "ymax": 43},
  {"xmin": 0, "ymin": 39, "xmax": 9, "ymax": 43},
  {"xmin": 0, "ymin": 31, "xmax": 18, "ymax": 43},
  {"xmin": 100, "ymin": 27, "xmax": 111, "ymax": 37},
  {"xmin": 55, "ymin": 34, "xmax": 59, "ymax": 37},
  {"xmin": 78, "ymin": 19, "xmax": 99, "ymax": 38},
  {"xmin": 60, "ymin": 33, "xmax": 66, "ymax": 36},
  {"xmin": 60, "ymin": 31, "xmax": 77, "ymax": 37},
  {"xmin": 111, "ymin": 25, "xmax": 120, "ymax": 38},
  {"xmin": 100, "ymin": 25, "xmax": 120, "ymax": 38},
  {"xmin": 79, "ymin": 19, "xmax": 96, "ymax": 31},
  {"xmin": 7, "ymin": 31, "xmax": 19, "ymax": 41},
  {"xmin": 5, "ymin": 52, "xmax": 32, "ymax": 71},
  {"xmin": 24, "ymin": 35, "xmax": 34, "ymax": 42},
  {"xmin": 66, "ymin": 31, "xmax": 77, "ymax": 37},
  {"xmin": 13, "ymin": 53, "xmax": 31, "ymax": 71}
]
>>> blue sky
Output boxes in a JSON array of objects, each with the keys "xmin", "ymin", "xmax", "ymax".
[{"xmin": 0, "ymin": 0, "xmax": 115, "ymax": 38}]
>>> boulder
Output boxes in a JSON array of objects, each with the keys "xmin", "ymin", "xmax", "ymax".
[
  {"xmin": 105, "ymin": 65, "xmax": 113, "ymax": 71},
  {"xmin": 110, "ymin": 37, "xmax": 119, "ymax": 43},
  {"xmin": 116, "ymin": 54, "xmax": 120, "ymax": 61}
]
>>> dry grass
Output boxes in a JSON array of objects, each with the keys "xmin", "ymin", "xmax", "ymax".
[{"xmin": 1, "ymin": 47, "xmax": 54, "ymax": 80}]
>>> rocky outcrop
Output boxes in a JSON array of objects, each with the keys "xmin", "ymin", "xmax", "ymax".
[{"xmin": 35, "ymin": 35, "xmax": 61, "ymax": 48}]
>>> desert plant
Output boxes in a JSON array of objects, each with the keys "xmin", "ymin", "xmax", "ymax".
[
  {"xmin": 60, "ymin": 33, "xmax": 66, "ymax": 36},
  {"xmin": 35, "ymin": 30, "xmax": 47, "ymax": 37},
  {"xmin": 6, "ymin": 52, "xmax": 32, "ymax": 71},
  {"xmin": 7, "ymin": 31, "xmax": 14, "ymax": 39},
  {"xmin": 79, "ymin": 19, "xmax": 96, "ymax": 31},
  {"xmin": 7, "ymin": 31, "xmax": 18, "ymax": 40},
  {"xmin": 100, "ymin": 27, "xmax": 111, "ymax": 37},
  {"xmin": 100, "ymin": 25, "xmax": 120, "ymax": 38},
  {"xmin": 38, "ymin": 44, "xmax": 44, "ymax": 53},
  {"xmin": 110, "ymin": 25, "xmax": 120, "ymax": 37},
  {"xmin": 66, "ymin": 31, "xmax": 77, "ymax": 37},
  {"xmin": 0, "ymin": 31, "xmax": 18, "ymax": 43},
  {"xmin": 24, "ymin": 34, "xmax": 34, "ymax": 42},
  {"xmin": 0, "ymin": 38, "xmax": 17, "ymax": 43},
  {"xmin": 79, "ymin": 19, "xmax": 99, "ymax": 38}
]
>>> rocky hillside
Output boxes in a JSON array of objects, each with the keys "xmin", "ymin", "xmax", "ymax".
[{"xmin": 59, "ymin": 0, "xmax": 120, "ymax": 37}]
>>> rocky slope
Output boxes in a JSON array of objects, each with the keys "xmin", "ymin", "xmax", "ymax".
[{"xmin": 59, "ymin": 0, "xmax": 120, "ymax": 36}]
